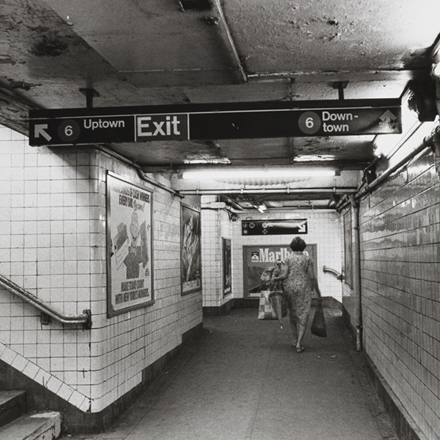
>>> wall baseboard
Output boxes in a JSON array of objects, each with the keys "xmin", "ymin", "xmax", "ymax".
[{"xmin": 364, "ymin": 354, "xmax": 425, "ymax": 440}]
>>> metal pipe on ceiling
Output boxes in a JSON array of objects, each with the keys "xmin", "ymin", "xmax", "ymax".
[
  {"xmin": 336, "ymin": 129, "xmax": 438, "ymax": 212},
  {"xmin": 96, "ymin": 146, "xmax": 183, "ymax": 198},
  {"xmin": 336, "ymin": 126, "xmax": 439, "ymax": 212},
  {"xmin": 354, "ymin": 135, "xmax": 435, "ymax": 200}
]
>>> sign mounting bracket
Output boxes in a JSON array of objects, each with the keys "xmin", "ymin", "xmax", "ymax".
[
  {"xmin": 79, "ymin": 88, "xmax": 100, "ymax": 109},
  {"xmin": 333, "ymin": 81, "xmax": 349, "ymax": 101}
]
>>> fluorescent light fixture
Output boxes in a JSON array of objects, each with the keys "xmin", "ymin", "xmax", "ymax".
[
  {"xmin": 294, "ymin": 155, "xmax": 337, "ymax": 162},
  {"xmin": 431, "ymin": 38, "xmax": 440, "ymax": 78},
  {"xmin": 183, "ymin": 158, "xmax": 231, "ymax": 164},
  {"xmin": 182, "ymin": 169, "xmax": 335, "ymax": 180},
  {"xmin": 431, "ymin": 63, "xmax": 440, "ymax": 79},
  {"xmin": 256, "ymin": 203, "xmax": 267, "ymax": 213}
]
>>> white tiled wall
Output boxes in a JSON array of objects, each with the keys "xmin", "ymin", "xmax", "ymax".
[
  {"xmin": 231, "ymin": 209, "xmax": 343, "ymax": 301},
  {"xmin": 0, "ymin": 125, "xmax": 202, "ymax": 413},
  {"xmin": 359, "ymin": 150, "xmax": 440, "ymax": 440}
]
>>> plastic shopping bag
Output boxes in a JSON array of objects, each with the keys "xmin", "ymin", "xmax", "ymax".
[{"xmin": 258, "ymin": 290, "xmax": 277, "ymax": 320}]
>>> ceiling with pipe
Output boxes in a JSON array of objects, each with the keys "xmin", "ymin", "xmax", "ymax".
[{"xmin": 1, "ymin": 0, "xmax": 439, "ymax": 210}]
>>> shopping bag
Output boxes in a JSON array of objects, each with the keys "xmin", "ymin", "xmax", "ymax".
[
  {"xmin": 258, "ymin": 290, "xmax": 277, "ymax": 320},
  {"xmin": 311, "ymin": 303, "xmax": 327, "ymax": 337}
]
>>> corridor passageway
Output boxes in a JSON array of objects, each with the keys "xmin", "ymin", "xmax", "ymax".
[{"xmin": 60, "ymin": 306, "xmax": 398, "ymax": 440}]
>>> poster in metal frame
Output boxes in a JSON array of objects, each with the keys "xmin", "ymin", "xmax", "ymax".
[
  {"xmin": 106, "ymin": 172, "xmax": 154, "ymax": 317},
  {"xmin": 223, "ymin": 238, "xmax": 232, "ymax": 296},
  {"xmin": 343, "ymin": 209, "xmax": 353, "ymax": 288},
  {"xmin": 181, "ymin": 204, "xmax": 202, "ymax": 295}
]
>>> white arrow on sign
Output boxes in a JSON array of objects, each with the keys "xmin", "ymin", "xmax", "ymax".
[
  {"xmin": 34, "ymin": 124, "xmax": 52, "ymax": 142},
  {"xmin": 264, "ymin": 220, "xmax": 307, "ymax": 231},
  {"xmin": 380, "ymin": 110, "xmax": 397, "ymax": 122},
  {"xmin": 298, "ymin": 222, "xmax": 307, "ymax": 233}
]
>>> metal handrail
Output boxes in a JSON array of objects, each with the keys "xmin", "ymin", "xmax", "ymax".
[
  {"xmin": 0, "ymin": 274, "xmax": 92, "ymax": 329},
  {"xmin": 323, "ymin": 266, "xmax": 344, "ymax": 281}
]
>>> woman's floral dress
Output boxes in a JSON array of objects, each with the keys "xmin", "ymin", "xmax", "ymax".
[{"xmin": 283, "ymin": 251, "xmax": 313, "ymax": 325}]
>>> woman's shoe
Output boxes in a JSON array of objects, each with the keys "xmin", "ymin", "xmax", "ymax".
[{"xmin": 296, "ymin": 346, "xmax": 305, "ymax": 353}]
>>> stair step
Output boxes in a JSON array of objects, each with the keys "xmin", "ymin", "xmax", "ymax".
[
  {"xmin": 0, "ymin": 390, "xmax": 27, "ymax": 428},
  {"xmin": 0, "ymin": 411, "xmax": 61, "ymax": 440}
]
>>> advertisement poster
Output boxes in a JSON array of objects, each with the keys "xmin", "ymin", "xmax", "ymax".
[
  {"xmin": 107, "ymin": 172, "xmax": 153, "ymax": 316},
  {"xmin": 344, "ymin": 209, "xmax": 353, "ymax": 288},
  {"xmin": 223, "ymin": 238, "xmax": 232, "ymax": 296},
  {"xmin": 181, "ymin": 204, "xmax": 201, "ymax": 295},
  {"xmin": 243, "ymin": 244, "xmax": 317, "ymax": 298}
]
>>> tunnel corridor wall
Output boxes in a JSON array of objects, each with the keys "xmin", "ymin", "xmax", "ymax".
[{"xmin": 358, "ymin": 149, "xmax": 440, "ymax": 439}]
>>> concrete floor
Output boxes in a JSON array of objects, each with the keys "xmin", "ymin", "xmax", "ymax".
[{"xmin": 60, "ymin": 306, "xmax": 399, "ymax": 440}]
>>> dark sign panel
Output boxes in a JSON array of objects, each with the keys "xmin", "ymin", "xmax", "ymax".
[
  {"xmin": 29, "ymin": 99, "xmax": 401, "ymax": 146},
  {"xmin": 242, "ymin": 219, "xmax": 308, "ymax": 236},
  {"xmin": 190, "ymin": 107, "xmax": 401, "ymax": 139}
]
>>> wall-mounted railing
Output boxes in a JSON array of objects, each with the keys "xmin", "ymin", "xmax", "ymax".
[
  {"xmin": 323, "ymin": 265, "xmax": 344, "ymax": 281},
  {"xmin": 0, "ymin": 274, "xmax": 92, "ymax": 329}
]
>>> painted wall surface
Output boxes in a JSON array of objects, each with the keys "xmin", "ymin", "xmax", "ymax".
[
  {"xmin": 232, "ymin": 210, "xmax": 343, "ymax": 301},
  {"xmin": 0, "ymin": 126, "xmax": 202, "ymax": 414},
  {"xmin": 359, "ymin": 149, "xmax": 440, "ymax": 440},
  {"xmin": 201, "ymin": 196, "xmax": 233, "ymax": 308}
]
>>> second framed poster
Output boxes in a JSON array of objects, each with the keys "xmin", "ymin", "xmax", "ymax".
[
  {"xmin": 181, "ymin": 204, "xmax": 202, "ymax": 294},
  {"xmin": 223, "ymin": 238, "xmax": 232, "ymax": 296}
]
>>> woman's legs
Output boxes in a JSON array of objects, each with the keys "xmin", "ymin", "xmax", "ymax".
[
  {"xmin": 287, "ymin": 294, "xmax": 308, "ymax": 351},
  {"xmin": 288, "ymin": 312, "xmax": 298, "ymax": 346},
  {"xmin": 296, "ymin": 322, "xmax": 307, "ymax": 350},
  {"xmin": 289, "ymin": 316, "xmax": 306, "ymax": 352}
]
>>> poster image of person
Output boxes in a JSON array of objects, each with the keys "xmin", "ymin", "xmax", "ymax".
[
  {"xmin": 123, "ymin": 211, "xmax": 149, "ymax": 279},
  {"xmin": 181, "ymin": 205, "xmax": 201, "ymax": 294}
]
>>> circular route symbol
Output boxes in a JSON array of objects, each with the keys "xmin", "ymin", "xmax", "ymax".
[
  {"xmin": 298, "ymin": 111, "xmax": 321, "ymax": 135},
  {"xmin": 58, "ymin": 120, "xmax": 80, "ymax": 142}
]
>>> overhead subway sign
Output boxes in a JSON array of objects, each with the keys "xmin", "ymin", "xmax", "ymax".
[{"xmin": 29, "ymin": 99, "xmax": 401, "ymax": 146}]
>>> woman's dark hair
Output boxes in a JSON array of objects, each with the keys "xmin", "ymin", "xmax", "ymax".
[{"xmin": 290, "ymin": 237, "xmax": 306, "ymax": 251}]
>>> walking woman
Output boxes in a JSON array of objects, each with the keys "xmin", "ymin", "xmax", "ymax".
[{"xmin": 269, "ymin": 237, "xmax": 322, "ymax": 352}]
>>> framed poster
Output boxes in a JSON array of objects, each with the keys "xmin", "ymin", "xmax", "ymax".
[
  {"xmin": 107, "ymin": 172, "xmax": 153, "ymax": 317},
  {"xmin": 181, "ymin": 204, "xmax": 201, "ymax": 295},
  {"xmin": 343, "ymin": 209, "xmax": 353, "ymax": 288},
  {"xmin": 223, "ymin": 238, "xmax": 232, "ymax": 296},
  {"xmin": 243, "ymin": 244, "xmax": 317, "ymax": 298}
]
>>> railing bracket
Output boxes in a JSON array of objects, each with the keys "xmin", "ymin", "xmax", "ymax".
[
  {"xmin": 83, "ymin": 310, "xmax": 92, "ymax": 330},
  {"xmin": 40, "ymin": 312, "xmax": 52, "ymax": 325}
]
